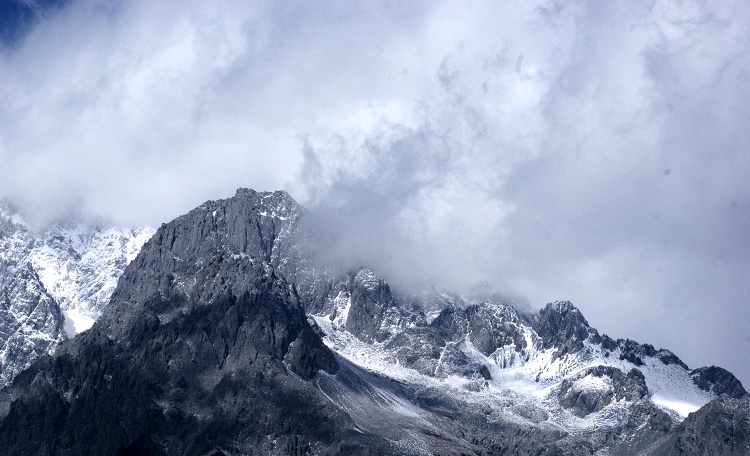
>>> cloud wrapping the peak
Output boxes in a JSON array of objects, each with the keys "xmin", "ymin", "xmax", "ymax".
[{"xmin": 1, "ymin": 0, "xmax": 749, "ymax": 385}]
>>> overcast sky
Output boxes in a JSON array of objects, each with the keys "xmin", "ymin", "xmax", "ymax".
[{"xmin": 1, "ymin": 0, "xmax": 749, "ymax": 387}]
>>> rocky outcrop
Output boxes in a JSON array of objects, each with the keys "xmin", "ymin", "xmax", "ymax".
[
  {"xmin": 655, "ymin": 395, "xmax": 750, "ymax": 455},
  {"xmin": 431, "ymin": 302, "xmax": 529, "ymax": 355},
  {"xmin": 377, "ymin": 301, "xmax": 531, "ymax": 379},
  {"xmin": 556, "ymin": 365, "xmax": 648, "ymax": 417},
  {"xmin": 434, "ymin": 343, "xmax": 491, "ymax": 380},
  {"xmin": 383, "ymin": 327, "xmax": 444, "ymax": 376},
  {"xmin": 691, "ymin": 366, "xmax": 747, "ymax": 399},
  {"xmin": 532, "ymin": 300, "xmax": 593, "ymax": 355},
  {"xmin": 615, "ymin": 338, "xmax": 687, "ymax": 368}
]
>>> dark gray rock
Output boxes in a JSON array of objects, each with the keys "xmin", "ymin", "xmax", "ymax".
[
  {"xmin": 465, "ymin": 303, "xmax": 528, "ymax": 356},
  {"xmin": 654, "ymin": 395, "xmax": 750, "ymax": 455},
  {"xmin": 435, "ymin": 343, "xmax": 491, "ymax": 380},
  {"xmin": 431, "ymin": 302, "xmax": 529, "ymax": 356},
  {"xmin": 617, "ymin": 339, "xmax": 688, "ymax": 369},
  {"xmin": 430, "ymin": 305, "xmax": 469, "ymax": 342},
  {"xmin": 691, "ymin": 366, "xmax": 747, "ymax": 399},
  {"xmin": 308, "ymin": 268, "xmax": 427, "ymax": 344},
  {"xmin": 532, "ymin": 300, "xmax": 592, "ymax": 356},
  {"xmin": 383, "ymin": 327, "xmax": 444, "ymax": 376},
  {"xmin": 344, "ymin": 269, "xmax": 402, "ymax": 343},
  {"xmin": 380, "ymin": 301, "xmax": 532, "ymax": 380},
  {"xmin": 556, "ymin": 366, "xmax": 648, "ymax": 417}
]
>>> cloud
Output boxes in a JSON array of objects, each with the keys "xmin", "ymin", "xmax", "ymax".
[
  {"xmin": 295, "ymin": 0, "xmax": 750, "ymax": 384},
  {"xmin": 1, "ymin": 0, "xmax": 749, "ymax": 386}
]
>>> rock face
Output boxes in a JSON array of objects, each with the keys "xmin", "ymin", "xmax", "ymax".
[
  {"xmin": 0, "ymin": 190, "xmax": 384, "ymax": 455},
  {"xmin": 0, "ymin": 204, "xmax": 153, "ymax": 388},
  {"xmin": 0, "ymin": 259, "xmax": 65, "ymax": 387},
  {"xmin": 0, "ymin": 189, "xmax": 748, "ymax": 455},
  {"xmin": 655, "ymin": 396, "xmax": 750, "ymax": 455},
  {"xmin": 556, "ymin": 366, "xmax": 649, "ymax": 417},
  {"xmin": 691, "ymin": 366, "xmax": 748, "ymax": 399},
  {"xmin": 533, "ymin": 300, "xmax": 593, "ymax": 354}
]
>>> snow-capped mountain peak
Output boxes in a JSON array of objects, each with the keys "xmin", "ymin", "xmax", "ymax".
[{"xmin": 0, "ymin": 189, "xmax": 746, "ymax": 455}]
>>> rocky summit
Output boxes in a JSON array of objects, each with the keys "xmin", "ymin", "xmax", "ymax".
[{"xmin": 0, "ymin": 189, "xmax": 747, "ymax": 455}]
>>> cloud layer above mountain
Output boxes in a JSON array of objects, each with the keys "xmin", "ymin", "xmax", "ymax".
[{"xmin": 1, "ymin": 0, "xmax": 749, "ymax": 385}]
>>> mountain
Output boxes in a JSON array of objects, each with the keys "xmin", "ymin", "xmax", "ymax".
[
  {"xmin": 0, "ymin": 203, "xmax": 153, "ymax": 387},
  {"xmin": 0, "ymin": 189, "xmax": 747, "ymax": 455}
]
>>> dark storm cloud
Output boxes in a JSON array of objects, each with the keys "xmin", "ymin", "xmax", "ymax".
[{"xmin": 1, "ymin": 0, "xmax": 749, "ymax": 386}]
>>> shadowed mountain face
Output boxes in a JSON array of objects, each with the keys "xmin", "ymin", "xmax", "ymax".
[
  {"xmin": 0, "ymin": 189, "xmax": 747, "ymax": 455},
  {"xmin": 0, "ymin": 190, "xmax": 359, "ymax": 455},
  {"xmin": 655, "ymin": 395, "xmax": 750, "ymax": 455}
]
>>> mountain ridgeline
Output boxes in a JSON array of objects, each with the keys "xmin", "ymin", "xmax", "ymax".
[{"xmin": 0, "ymin": 189, "xmax": 747, "ymax": 455}]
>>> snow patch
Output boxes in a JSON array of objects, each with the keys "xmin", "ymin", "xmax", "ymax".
[
  {"xmin": 572, "ymin": 374, "xmax": 612, "ymax": 392},
  {"xmin": 62, "ymin": 308, "xmax": 96, "ymax": 337},
  {"xmin": 329, "ymin": 291, "xmax": 352, "ymax": 328},
  {"xmin": 651, "ymin": 395, "xmax": 703, "ymax": 418}
]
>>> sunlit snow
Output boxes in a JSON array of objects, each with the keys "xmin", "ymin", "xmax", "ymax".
[
  {"xmin": 651, "ymin": 395, "xmax": 703, "ymax": 418},
  {"xmin": 313, "ymin": 302, "xmax": 716, "ymax": 435},
  {"xmin": 62, "ymin": 308, "xmax": 96, "ymax": 337}
]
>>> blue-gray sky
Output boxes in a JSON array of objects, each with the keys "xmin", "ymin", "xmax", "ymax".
[{"xmin": 1, "ymin": 0, "xmax": 749, "ymax": 387}]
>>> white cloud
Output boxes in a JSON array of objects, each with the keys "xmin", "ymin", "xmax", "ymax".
[{"xmin": 1, "ymin": 0, "xmax": 749, "ymax": 386}]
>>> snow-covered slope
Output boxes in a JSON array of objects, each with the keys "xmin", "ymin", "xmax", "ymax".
[
  {"xmin": 0, "ymin": 203, "xmax": 153, "ymax": 387},
  {"xmin": 30, "ymin": 221, "xmax": 153, "ymax": 335},
  {"xmin": 310, "ymin": 281, "xmax": 746, "ymax": 453}
]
